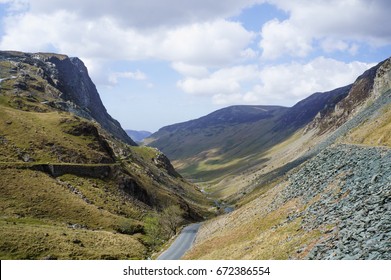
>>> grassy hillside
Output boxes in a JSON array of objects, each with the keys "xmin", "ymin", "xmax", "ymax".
[
  {"xmin": 343, "ymin": 102, "xmax": 391, "ymax": 147},
  {"xmin": 0, "ymin": 51, "xmax": 211, "ymax": 259},
  {"xmin": 0, "ymin": 168, "xmax": 145, "ymax": 259}
]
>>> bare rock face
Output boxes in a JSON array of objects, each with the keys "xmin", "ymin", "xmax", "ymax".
[
  {"xmin": 309, "ymin": 57, "xmax": 391, "ymax": 134},
  {"xmin": 373, "ymin": 58, "xmax": 391, "ymax": 99},
  {"xmin": 46, "ymin": 55, "xmax": 137, "ymax": 146},
  {"xmin": 0, "ymin": 51, "xmax": 136, "ymax": 146},
  {"xmin": 152, "ymin": 151, "xmax": 182, "ymax": 178}
]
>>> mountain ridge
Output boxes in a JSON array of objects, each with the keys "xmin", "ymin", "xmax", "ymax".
[
  {"xmin": 144, "ymin": 83, "xmax": 353, "ymax": 190},
  {"xmin": 0, "ymin": 51, "xmax": 136, "ymax": 145}
]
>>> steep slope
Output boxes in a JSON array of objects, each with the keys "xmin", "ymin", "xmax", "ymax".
[
  {"xmin": 185, "ymin": 144, "xmax": 391, "ymax": 260},
  {"xmin": 0, "ymin": 51, "xmax": 135, "ymax": 145},
  {"xmin": 145, "ymin": 105, "xmax": 288, "ymax": 160},
  {"xmin": 0, "ymin": 51, "xmax": 210, "ymax": 259},
  {"xmin": 183, "ymin": 57, "xmax": 391, "ymax": 260},
  {"xmin": 145, "ymin": 86, "xmax": 350, "ymax": 200}
]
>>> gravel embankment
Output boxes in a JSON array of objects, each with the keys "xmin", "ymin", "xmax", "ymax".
[{"xmin": 275, "ymin": 144, "xmax": 391, "ymax": 260}]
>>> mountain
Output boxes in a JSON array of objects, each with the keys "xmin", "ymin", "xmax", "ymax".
[
  {"xmin": 0, "ymin": 51, "xmax": 210, "ymax": 259},
  {"xmin": 144, "ymin": 85, "xmax": 351, "ymax": 198},
  {"xmin": 145, "ymin": 57, "xmax": 391, "ymax": 260},
  {"xmin": 0, "ymin": 51, "xmax": 136, "ymax": 145},
  {"xmin": 144, "ymin": 105, "xmax": 287, "ymax": 161},
  {"xmin": 125, "ymin": 130, "xmax": 152, "ymax": 143}
]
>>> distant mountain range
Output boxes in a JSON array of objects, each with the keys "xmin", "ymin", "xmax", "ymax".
[
  {"xmin": 144, "ymin": 84, "xmax": 351, "ymax": 183},
  {"xmin": 125, "ymin": 130, "xmax": 152, "ymax": 143}
]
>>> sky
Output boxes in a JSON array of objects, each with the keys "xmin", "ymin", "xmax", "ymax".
[{"xmin": 1, "ymin": 0, "xmax": 391, "ymax": 132}]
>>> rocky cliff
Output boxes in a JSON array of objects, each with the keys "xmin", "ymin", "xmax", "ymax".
[
  {"xmin": 0, "ymin": 51, "xmax": 136, "ymax": 145},
  {"xmin": 0, "ymin": 51, "xmax": 210, "ymax": 260}
]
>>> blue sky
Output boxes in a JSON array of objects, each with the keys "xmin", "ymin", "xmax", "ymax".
[{"xmin": 1, "ymin": 0, "xmax": 391, "ymax": 132}]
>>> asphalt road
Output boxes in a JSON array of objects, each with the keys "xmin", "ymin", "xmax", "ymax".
[{"xmin": 157, "ymin": 223, "xmax": 201, "ymax": 260}]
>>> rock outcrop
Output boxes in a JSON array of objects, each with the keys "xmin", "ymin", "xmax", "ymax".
[
  {"xmin": 309, "ymin": 57, "xmax": 391, "ymax": 134},
  {"xmin": 0, "ymin": 51, "xmax": 136, "ymax": 145}
]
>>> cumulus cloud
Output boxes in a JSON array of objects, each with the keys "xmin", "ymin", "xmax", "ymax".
[
  {"xmin": 0, "ymin": 9, "xmax": 254, "ymax": 69},
  {"xmin": 320, "ymin": 38, "xmax": 359, "ymax": 55},
  {"xmin": 177, "ymin": 65, "xmax": 259, "ymax": 96},
  {"xmin": 260, "ymin": 19, "xmax": 312, "ymax": 59},
  {"xmin": 179, "ymin": 57, "xmax": 374, "ymax": 106},
  {"xmin": 159, "ymin": 20, "xmax": 255, "ymax": 66},
  {"xmin": 108, "ymin": 70, "xmax": 147, "ymax": 85},
  {"xmin": 0, "ymin": 0, "xmax": 387, "ymax": 111},
  {"xmin": 19, "ymin": 0, "xmax": 263, "ymax": 28},
  {"xmin": 261, "ymin": 0, "xmax": 391, "ymax": 59},
  {"xmin": 171, "ymin": 62, "xmax": 209, "ymax": 78},
  {"xmin": 256, "ymin": 57, "xmax": 374, "ymax": 104}
]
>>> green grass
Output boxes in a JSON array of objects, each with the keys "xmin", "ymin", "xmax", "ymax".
[
  {"xmin": 0, "ymin": 168, "xmax": 142, "ymax": 230},
  {"xmin": 0, "ymin": 54, "xmax": 213, "ymax": 259},
  {"xmin": 344, "ymin": 103, "xmax": 391, "ymax": 147},
  {"xmin": 58, "ymin": 174, "xmax": 142, "ymax": 220},
  {"xmin": 184, "ymin": 199, "xmax": 322, "ymax": 260},
  {"xmin": 0, "ymin": 167, "xmax": 149, "ymax": 259},
  {"xmin": 0, "ymin": 219, "xmax": 145, "ymax": 260},
  {"xmin": 130, "ymin": 146, "xmax": 159, "ymax": 161},
  {"xmin": 0, "ymin": 104, "xmax": 114, "ymax": 163}
]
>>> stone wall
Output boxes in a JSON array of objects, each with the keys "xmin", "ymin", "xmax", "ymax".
[{"xmin": 30, "ymin": 164, "xmax": 113, "ymax": 178}]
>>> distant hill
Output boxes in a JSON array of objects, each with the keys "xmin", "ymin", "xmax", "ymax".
[
  {"xmin": 144, "ymin": 86, "xmax": 350, "ymax": 184},
  {"xmin": 125, "ymin": 130, "xmax": 152, "ymax": 143}
]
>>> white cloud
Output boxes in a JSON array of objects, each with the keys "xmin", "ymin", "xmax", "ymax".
[
  {"xmin": 260, "ymin": 19, "xmax": 312, "ymax": 59},
  {"xmin": 0, "ymin": 0, "xmax": 265, "ymax": 34},
  {"xmin": 171, "ymin": 62, "xmax": 209, "ymax": 78},
  {"xmin": 0, "ymin": 10, "xmax": 254, "ymax": 69},
  {"xmin": 159, "ymin": 20, "xmax": 255, "ymax": 66},
  {"xmin": 108, "ymin": 70, "xmax": 147, "ymax": 85},
  {"xmin": 320, "ymin": 39, "xmax": 360, "ymax": 56},
  {"xmin": 177, "ymin": 65, "xmax": 259, "ymax": 96},
  {"xmin": 0, "ymin": 0, "xmax": 386, "ymax": 111},
  {"xmin": 240, "ymin": 48, "xmax": 259, "ymax": 59},
  {"xmin": 0, "ymin": 0, "xmax": 29, "ymax": 12},
  {"xmin": 14, "ymin": 0, "xmax": 264, "ymax": 28},
  {"xmin": 178, "ymin": 57, "xmax": 374, "ymax": 106},
  {"xmin": 321, "ymin": 38, "xmax": 350, "ymax": 53},
  {"xmin": 261, "ymin": 0, "xmax": 391, "ymax": 59},
  {"xmin": 258, "ymin": 57, "xmax": 371, "ymax": 104},
  {"xmin": 255, "ymin": 57, "xmax": 374, "ymax": 105}
]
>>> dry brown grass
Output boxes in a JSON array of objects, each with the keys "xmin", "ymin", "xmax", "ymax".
[
  {"xmin": 183, "ymin": 178, "xmax": 323, "ymax": 260},
  {"xmin": 0, "ymin": 163, "xmax": 153, "ymax": 260},
  {"xmin": 343, "ymin": 103, "xmax": 391, "ymax": 147},
  {"xmin": 0, "ymin": 219, "xmax": 145, "ymax": 259}
]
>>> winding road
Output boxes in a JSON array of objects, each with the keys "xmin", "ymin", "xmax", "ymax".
[{"xmin": 157, "ymin": 223, "xmax": 201, "ymax": 260}]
